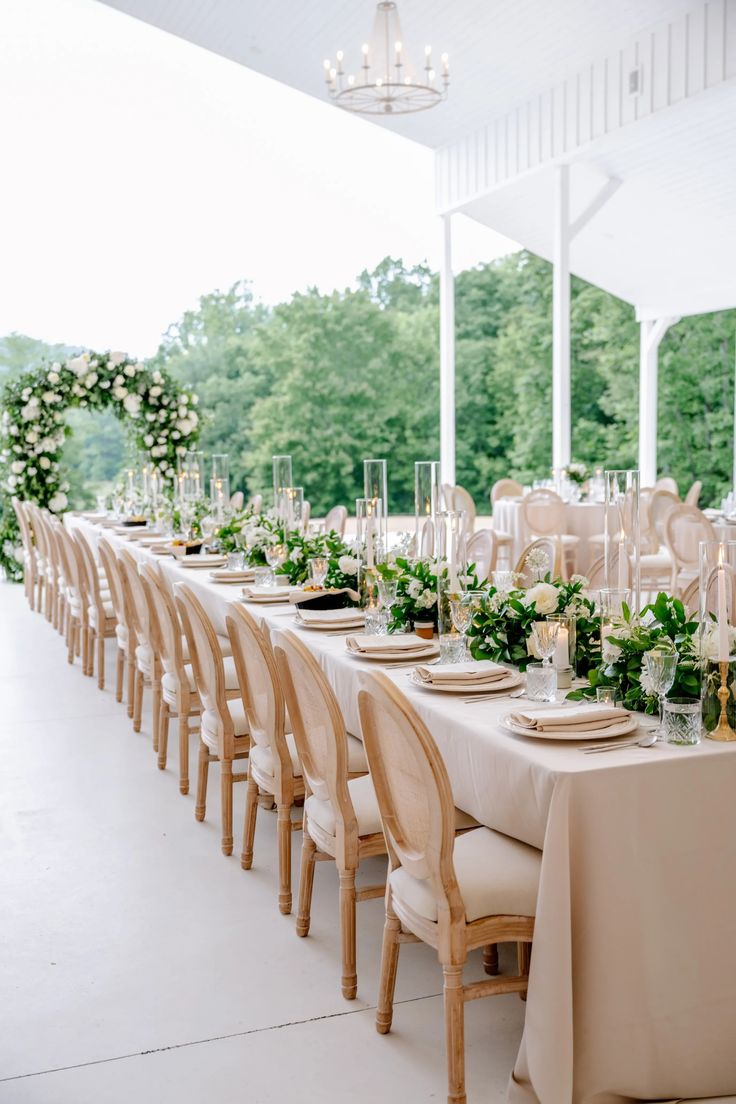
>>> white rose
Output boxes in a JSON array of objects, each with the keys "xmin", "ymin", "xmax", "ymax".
[
  {"xmin": 68, "ymin": 354, "xmax": 89, "ymax": 377},
  {"xmin": 27, "ymin": 466, "xmax": 36, "ymax": 476},
  {"xmin": 407, "ymin": 579, "xmax": 422, "ymax": 600},
  {"xmin": 149, "ymin": 386, "xmax": 162, "ymax": 398},
  {"xmin": 188, "ymin": 411, "xmax": 198, "ymax": 427},
  {"xmin": 114, "ymin": 375, "xmax": 124, "ymax": 386},
  {"xmin": 25, "ymin": 431, "xmax": 38, "ymax": 444},
  {"xmin": 144, "ymin": 434, "xmax": 154, "ymax": 447},
  {"xmin": 124, "ymin": 364, "xmax": 136, "ymax": 378},
  {"xmin": 49, "ymin": 491, "xmax": 68, "ymax": 513},
  {"xmin": 523, "ymin": 582, "xmax": 559, "ymax": 615},
  {"xmin": 108, "ymin": 351, "xmax": 126, "ymax": 368},
  {"xmin": 21, "ymin": 387, "xmax": 31, "ymax": 400},
  {"xmin": 146, "ymin": 412, "xmax": 156, "ymax": 422},
  {"xmin": 191, "ymin": 393, "xmax": 199, "ymax": 405},
  {"xmin": 9, "ymin": 425, "xmax": 18, "ymax": 436},
  {"xmin": 177, "ymin": 418, "xmax": 192, "ymax": 436},
  {"xmin": 47, "ymin": 371, "xmax": 59, "ymax": 384},
  {"xmin": 11, "ymin": 459, "xmax": 25, "ymax": 474},
  {"xmin": 7, "ymin": 475, "xmax": 17, "ymax": 489},
  {"xmin": 113, "ymin": 386, "xmax": 127, "ymax": 400},
  {"xmin": 123, "ymin": 393, "xmax": 141, "ymax": 416},
  {"xmin": 85, "ymin": 372, "xmax": 98, "ymax": 387},
  {"xmin": 338, "ymin": 555, "xmax": 358, "ymax": 575},
  {"xmin": 179, "ymin": 394, "xmax": 189, "ymax": 406},
  {"xmin": 178, "ymin": 406, "xmax": 187, "ymax": 419},
  {"xmin": 21, "ymin": 401, "xmax": 38, "ymax": 421},
  {"xmin": 100, "ymin": 380, "xmax": 111, "ymax": 389},
  {"xmin": 14, "ymin": 545, "xmax": 25, "ymax": 564},
  {"xmin": 39, "ymin": 456, "xmax": 51, "ymax": 470}
]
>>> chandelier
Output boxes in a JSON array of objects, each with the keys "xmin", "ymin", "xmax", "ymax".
[{"xmin": 322, "ymin": 1, "xmax": 449, "ymax": 116}]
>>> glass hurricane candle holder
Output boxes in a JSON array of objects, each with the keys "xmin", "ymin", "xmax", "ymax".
[
  {"xmin": 546, "ymin": 612, "xmax": 577, "ymax": 678},
  {"xmin": 598, "ymin": 587, "xmax": 631, "ymax": 666},
  {"xmin": 356, "ymin": 496, "xmax": 382, "ymax": 603},
  {"xmin": 364, "ymin": 459, "xmax": 388, "ymax": 560},
  {"xmin": 604, "ymin": 469, "xmax": 640, "ymax": 618},
  {"xmin": 699, "ymin": 540, "xmax": 736, "ymax": 741},
  {"xmin": 272, "ymin": 455, "xmax": 292, "ymax": 508},
  {"xmin": 414, "ymin": 460, "xmax": 440, "ymax": 554},
  {"xmin": 279, "ymin": 486, "xmax": 304, "ymax": 532},
  {"xmin": 183, "ymin": 450, "xmax": 205, "ymax": 500},
  {"xmin": 435, "ymin": 510, "xmax": 467, "ymax": 637}
]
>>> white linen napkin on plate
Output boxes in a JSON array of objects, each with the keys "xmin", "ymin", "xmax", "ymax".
[
  {"xmin": 414, "ymin": 660, "xmax": 508, "ymax": 685},
  {"xmin": 209, "ymin": 569, "xmax": 255, "ymax": 582},
  {"xmin": 509, "ymin": 704, "xmax": 629, "ymax": 732},
  {"xmin": 346, "ymin": 634, "xmax": 430, "ymax": 655},
  {"xmin": 242, "ymin": 585, "xmax": 292, "ymax": 600},
  {"xmin": 298, "ymin": 607, "xmax": 364, "ymax": 625},
  {"xmin": 288, "ymin": 587, "xmax": 360, "ymax": 605}
]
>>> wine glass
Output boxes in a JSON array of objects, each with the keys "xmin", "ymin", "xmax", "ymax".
[
  {"xmin": 530, "ymin": 621, "xmax": 561, "ymax": 667},
  {"xmin": 265, "ymin": 543, "xmax": 287, "ymax": 585},
  {"xmin": 643, "ymin": 645, "xmax": 678, "ymax": 740},
  {"xmin": 308, "ymin": 556, "xmax": 328, "ymax": 588},
  {"xmin": 449, "ymin": 590, "xmax": 485, "ymax": 660}
]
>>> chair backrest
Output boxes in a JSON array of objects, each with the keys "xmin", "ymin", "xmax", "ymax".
[
  {"xmin": 513, "ymin": 537, "xmax": 559, "ymax": 583},
  {"xmin": 230, "ymin": 490, "xmax": 244, "ymax": 511},
  {"xmin": 585, "ymin": 554, "xmax": 606, "ymax": 591},
  {"xmin": 465, "ymin": 529, "xmax": 497, "ymax": 582},
  {"xmin": 664, "ymin": 505, "xmax": 716, "ymax": 573},
  {"xmin": 246, "ymin": 493, "xmax": 263, "ymax": 514},
  {"xmin": 116, "ymin": 547, "xmax": 151, "ymax": 647},
  {"xmin": 419, "ymin": 517, "xmax": 435, "ymax": 558},
  {"xmin": 520, "ymin": 488, "xmax": 566, "ymax": 538},
  {"xmin": 176, "ymin": 583, "xmax": 232, "ymax": 746},
  {"xmin": 97, "ymin": 537, "xmax": 127, "ymax": 629},
  {"xmin": 655, "ymin": 476, "xmax": 680, "ymax": 496},
  {"xmin": 649, "ymin": 489, "xmax": 679, "ymax": 544},
  {"xmin": 490, "ymin": 478, "xmax": 523, "ymax": 506},
  {"xmin": 139, "ymin": 561, "xmax": 187, "ymax": 680},
  {"xmin": 273, "ymin": 629, "xmax": 353, "ymax": 823},
  {"xmin": 638, "ymin": 488, "xmax": 660, "ymax": 554},
  {"xmin": 27, "ymin": 504, "xmax": 49, "ymax": 563},
  {"xmin": 73, "ymin": 528, "xmax": 107, "ymax": 616},
  {"xmin": 451, "ymin": 485, "xmax": 476, "ymax": 530},
  {"xmin": 323, "ymin": 505, "xmax": 347, "ymax": 537},
  {"xmin": 11, "ymin": 498, "xmax": 34, "ymax": 560},
  {"xmin": 301, "ymin": 501, "xmax": 311, "ymax": 533},
  {"xmin": 357, "ymin": 671, "xmax": 464, "ymax": 925},
  {"xmin": 54, "ymin": 519, "xmax": 83, "ymax": 599},
  {"xmin": 684, "ymin": 480, "xmax": 702, "ymax": 507},
  {"xmin": 226, "ymin": 603, "xmax": 293, "ymax": 781},
  {"xmin": 681, "ymin": 576, "xmax": 700, "ymax": 616}
]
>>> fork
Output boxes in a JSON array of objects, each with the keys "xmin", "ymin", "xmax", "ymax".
[{"xmin": 463, "ymin": 689, "xmax": 526, "ymax": 704}]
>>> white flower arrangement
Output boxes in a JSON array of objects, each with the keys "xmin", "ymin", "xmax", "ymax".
[{"xmin": 522, "ymin": 581, "xmax": 559, "ymax": 615}]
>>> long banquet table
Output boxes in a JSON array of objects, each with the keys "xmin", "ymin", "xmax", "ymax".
[{"xmin": 71, "ymin": 515, "xmax": 736, "ymax": 1104}]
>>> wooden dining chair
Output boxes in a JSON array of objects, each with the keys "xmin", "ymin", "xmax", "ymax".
[
  {"xmin": 663, "ymin": 504, "xmax": 716, "ymax": 596},
  {"xmin": 465, "ymin": 529, "xmax": 497, "ymax": 583},
  {"xmin": 38, "ymin": 510, "xmax": 67, "ymax": 635},
  {"xmin": 26, "ymin": 503, "xmax": 50, "ymax": 619},
  {"xmin": 245, "ymin": 493, "xmax": 263, "ymax": 513},
  {"xmin": 519, "ymin": 489, "xmax": 579, "ymax": 579},
  {"xmin": 323, "ymin": 504, "xmax": 348, "ymax": 537},
  {"xmin": 54, "ymin": 520, "xmax": 90, "ymax": 671},
  {"xmin": 74, "ymin": 528, "xmax": 116, "ymax": 690},
  {"xmin": 11, "ymin": 498, "xmax": 38, "ymax": 612},
  {"xmin": 490, "ymin": 478, "xmax": 523, "ymax": 506},
  {"xmin": 116, "ymin": 546, "xmax": 159, "ymax": 741},
  {"xmin": 357, "ymin": 671, "xmax": 541, "ymax": 1104},
  {"xmin": 273, "ymin": 628, "xmax": 384, "ymax": 999},
  {"xmin": 176, "ymin": 583, "xmax": 250, "ymax": 856},
  {"xmin": 513, "ymin": 537, "xmax": 559, "ymax": 583},
  {"xmin": 655, "ymin": 475, "xmax": 679, "ymax": 496},
  {"xmin": 684, "ymin": 479, "xmax": 702, "ymax": 507},
  {"xmin": 98, "ymin": 537, "xmax": 135, "ymax": 710},
  {"xmin": 229, "ymin": 490, "xmax": 244, "ymax": 511}
]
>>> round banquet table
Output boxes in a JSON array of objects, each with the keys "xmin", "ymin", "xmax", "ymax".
[
  {"xmin": 67, "ymin": 514, "xmax": 736, "ymax": 1104},
  {"xmin": 492, "ymin": 497, "xmax": 605, "ymax": 573}
]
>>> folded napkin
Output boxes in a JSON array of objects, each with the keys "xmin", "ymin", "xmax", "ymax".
[
  {"xmin": 209, "ymin": 569, "xmax": 255, "ymax": 582},
  {"xmin": 299, "ymin": 607, "xmax": 364, "ymax": 625},
  {"xmin": 346, "ymin": 633, "xmax": 430, "ymax": 655},
  {"xmin": 415, "ymin": 660, "xmax": 508, "ymax": 685},
  {"xmin": 242, "ymin": 585, "xmax": 292, "ymax": 600},
  {"xmin": 288, "ymin": 587, "xmax": 360, "ymax": 605},
  {"xmin": 509, "ymin": 704, "xmax": 629, "ymax": 733}
]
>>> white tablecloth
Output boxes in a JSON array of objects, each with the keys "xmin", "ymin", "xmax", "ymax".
[
  {"xmin": 70, "ymin": 515, "xmax": 736, "ymax": 1104},
  {"xmin": 493, "ymin": 498, "xmax": 605, "ymax": 574}
]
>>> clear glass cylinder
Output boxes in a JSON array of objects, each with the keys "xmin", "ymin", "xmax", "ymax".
[
  {"xmin": 546, "ymin": 612, "xmax": 577, "ymax": 674},
  {"xmin": 279, "ymin": 486, "xmax": 304, "ymax": 533},
  {"xmin": 356, "ymin": 497, "xmax": 381, "ymax": 606},
  {"xmin": 184, "ymin": 450, "xmax": 205, "ymax": 500},
  {"xmin": 435, "ymin": 510, "xmax": 467, "ymax": 636},
  {"xmin": 212, "ymin": 454, "xmax": 229, "ymax": 482},
  {"xmin": 272, "ymin": 455, "xmax": 293, "ymax": 508},
  {"xmin": 414, "ymin": 461, "xmax": 441, "ymax": 550},
  {"xmin": 210, "ymin": 475, "xmax": 230, "ymax": 520},
  {"xmin": 364, "ymin": 459, "xmax": 388, "ymax": 559},
  {"xmin": 598, "ymin": 587, "xmax": 631, "ymax": 665},
  {"xmin": 604, "ymin": 469, "xmax": 640, "ymax": 617}
]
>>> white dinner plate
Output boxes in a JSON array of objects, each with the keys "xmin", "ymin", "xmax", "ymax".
[
  {"xmin": 499, "ymin": 711, "xmax": 637, "ymax": 741},
  {"xmin": 296, "ymin": 616, "xmax": 366, "ymax": 631},
  {"xmin": 409, "ymin": 669, "xmax": 522, "ymax": 694},
  {"xmin": 178, "ymin": 555, "xmax": 227, "ymax": 568},
  {"xmin": 347, "ymin": 643, "xmax": 440, "ymax": 663}
]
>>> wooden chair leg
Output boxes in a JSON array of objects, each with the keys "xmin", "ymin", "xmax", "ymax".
[
  {"xmin": 178, "ymin": 714, "xmax": 190, "ymax": 795},
  {"xmin": 157, "ymin": 700, "xmax": 169, "ymax": 770},
  {"xmin": 133, "ymin": 669, "xmax": 144, "ymax": 733},
  {"xmin": 483, "ymin": 944, "xmax": 500, "ymax": 976},
  {"xmin": 443, "ymin": 964, "xmax": 467, "ymax": 1104},
  {"xmin": 115, "ymin": 648, "xmax": 124, "ymax": 703},
  {"xmin": 195, "ymin": 740, "xmax": 209, "ymax": 821},
  {"xmin": 67, "ymin": 620, "xmax": 76, "ymax": 665},
  {"xmin": 276, "ymin": 802, "xmax": 292, "ymax": 915},
  {"xmin": 220, "ymin": 757, "xmax": 234, "ymax": 856},
  {"xmin": 517, "ymin": 941, "xmax": 531, "ymax": 1001},
  {"xmin": 241, "ymin": 778, "xmax": 259, "ymax": 870},
  {"xmin": 376, "ymin": 912, "xmax": 402, "ymax": 1034},
  {"xmin": 339, "ymin": 869, "xmax": 358, "ymax": 1000},
  {"xmin": 97, "ymin": 633, "xmax": 105, "ymax": 690},
  {"xmin": 126, "ymin": 656, "xmax": 135, "ymax": 718},
  {"xmin": 296, "ymin": 826, "xmax": 317, "ymax": 938},
  {"xmin": 151, "ymin": 678, "xmax": 161, "ymax": 753},
  {"xmin": 84, "ymin": 627, "xmax": 93, "ymax": 677}
]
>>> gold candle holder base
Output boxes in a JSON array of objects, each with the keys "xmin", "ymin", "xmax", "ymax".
[{"xmin": 707, "ymin": 660, "xmax": 736, "ymax": 741}]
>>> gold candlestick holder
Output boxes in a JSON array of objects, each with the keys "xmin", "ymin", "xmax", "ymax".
[{"xmin": 708, "ymin": 659, "xmax": 736, "ymax": 741}]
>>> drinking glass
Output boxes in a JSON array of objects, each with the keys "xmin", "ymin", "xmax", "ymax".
[
  {"xmin": 449, "ymin": 590, "xmax": 485, "ymax": 660},
  {"xmin": 596, "ymin": 686, "xmax": 618, "ymax": 706},
  {"xmin": 377, "ymin": 576, "xmax": 398, "ymax": 613},
  {"xmin": 530, "ymin": 620, "xmax": 561, "ymax": 667},
  {"xmin": 526, "ymin": 662, "xmax": 557, "ymax": 702},
  {"xmin": 265, "ymin": 543, "xmax": 287, "ymax": 585},
  {"xmin": 253, "ymin": 566, "xmax": 271, "ymax": 587},
  {"xmin": 439, "ymin": 634, "xmax": 465, "ymax": 664},
  {"xmin": 364, "ymin": 606, "xmax": 387, "ymax": 636},
  {"xmin": 643, "ymin": 645, "xmax": 678, "ymax": 740},
  {"xmin": 227, "ymin": 551, "xmax": 245, "ymax": 572},
  {"xmin": 663, "ymin": 697, "xmax": 701, "ymax": 746},
  {"xmin": 308, "ymin": 556, "xmax": 328, "ymax": 588}
]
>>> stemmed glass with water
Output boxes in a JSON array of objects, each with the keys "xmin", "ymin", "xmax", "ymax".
[
  {"xmin": 530, "ymin": 621, "xmax": 561, "ymax": 667},
  {"xmin": 308, "ymin": 556, "xmax": 328, "ymax": 588},
  {"xmin": 449, "ymin": 590, "xmax": 485, "ymax": 660},
  {"xmin": 643, "ymin": 643, "xmax": 678, "ymax": 740},
  {"xmin": 265, "ymin": 543, "xmax": 287, "ymax": 586}
]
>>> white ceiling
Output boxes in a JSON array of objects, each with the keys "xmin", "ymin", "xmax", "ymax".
[{"xmin": 97, "ymin": 0, "xmax": 736, "ymax": 316}]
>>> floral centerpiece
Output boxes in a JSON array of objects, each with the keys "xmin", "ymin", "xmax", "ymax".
[
  {"xmin": 467, "ymin": 575, "xmax": 600, "ymax": 674},
  {"xmin": 375, "ymin": 555, "xmax": 482, "ymax": 633},
  {"xmin": 567, "ymin": 592, "xmax": 700, "ymax": 712},
  {"xmin": 563, "ymin": 461, "xmax": 589, "ymax": 486}
]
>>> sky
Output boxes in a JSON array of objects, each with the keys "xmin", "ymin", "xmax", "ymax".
[{"xmin": 0, "ymin": 0, "xmax": 517, "ymax": 358}]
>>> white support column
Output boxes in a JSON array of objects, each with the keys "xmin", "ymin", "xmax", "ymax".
[
  {"xmin": 552, "ymin": 164, "xmax": 571, "ymax": 471},
  {"xmin": 638, "ymin": 316, "xmax": 679, "ymax": 486},
  {"xmin": 439, "ymin": 213, "xmax": 456, "ymax": 486}
]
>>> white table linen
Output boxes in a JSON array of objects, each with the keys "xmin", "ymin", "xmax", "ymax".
[{"xmin": 70, "ymin": 515, "xmax": 736, "ymax": 1104}]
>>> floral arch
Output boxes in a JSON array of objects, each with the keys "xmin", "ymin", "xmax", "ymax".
[{"xmin": 0, "ymin": 350, "xmax": 199, "ymax": 579}]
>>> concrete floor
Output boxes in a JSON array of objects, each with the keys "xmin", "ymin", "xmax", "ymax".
[{"xmin": 0, "ymin": 580, "xmax": 525, "ymax": 1103}]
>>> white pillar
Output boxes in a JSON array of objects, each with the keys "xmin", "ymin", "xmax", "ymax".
[
  {"xmin": 733, "ymin": 338, "xmax": 736, "ymax": 493},
  {"xmin": 439, "ymin": 213, "xmax": 456, "ymax": 485},
  {"xmin": 552, "ymin": 164, "xmax": 571, "ymax": 471},
  {"xmin": 638, "ymin": 316, "xmax": 679, "ymax": 486}
]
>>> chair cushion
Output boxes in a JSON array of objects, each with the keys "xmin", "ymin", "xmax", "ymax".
[
  {"xmin": 162, "ymin": 656, "xmax": 238, "ymax": 700},
  {"xmin": 250, "ymin": 732, "xmax": 304, "ymax": 781},
  {"xmin": 306, "ymin": 773, "xmax": 382, "ymax": 839},
  {"xmin": 88, "ymin": 601, "xmax": 115, "ymax": 627},
  {"xmin": 390, "ymin": 826, "xmax": 541, "ymax": 923},
  {"xmin": 640, "ymin": 550, "xmax": 672, "ymax": 571},
  {"xmin": 115, "ymin": 623, "xmax": 128, "ymax": 649},
  {"xmin": 201, "ymin": 697, "xmax": 249, "ymax": 751},
  {"xmin": 135, "ymin": 642, "xmax": 153, "ymax": 673}
]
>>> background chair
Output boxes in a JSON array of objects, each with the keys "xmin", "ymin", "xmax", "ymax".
[
  {"xmin": 685, "ymin": 480, "xmax": 702, "ymax": 507},
  {"xmin": 98, "ymin": 537, "xmax": 134, "ymax": 709},
  {"xmin": 513, "ymin": 537, "xmax": 559, "ymax": 584},
  {"xmin": 229, "ymin": 490, "xmax": 244, "ymax": 511},
  {"xmin": 465, "ymin": 529, "xmax": 497, "ymax": 583},
  {"xmin": 323, "ymin": 504, "xmax": 348, "ymax": 537},
  {"xmin": 655, "ymin": 476, "xmax": 680, "ymax": 496},
  {"xmin": 519, "ymin": 489, "xmax": 579, "ymax": 579},
  {"xmin": 74, "ymin": 528, "xmax": 116, "ymax": 690},
  {"xmin": 11, "ymin": 498, "xmax": 38, "ymax": 612},
  {"xmin": 490, "ymin": 478, "xmax": 523, "ymax": 506},
  {"xmin": 664, "ymin": 504, "xmax": 716, "ymax": 596}
]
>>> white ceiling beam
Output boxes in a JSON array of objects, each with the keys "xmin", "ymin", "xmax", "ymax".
[{"xmin": 568, "ymin": 177, "xmax": 621, "ymax": 241}]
